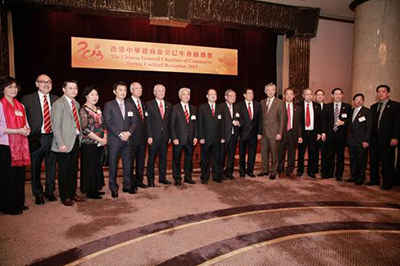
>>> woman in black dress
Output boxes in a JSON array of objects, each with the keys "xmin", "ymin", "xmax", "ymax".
[{"xmin": 79, "ymin": 86, "xmax": 107, "ymax": 199}]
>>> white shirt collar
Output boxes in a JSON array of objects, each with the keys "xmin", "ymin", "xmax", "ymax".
[
  {"xmin": 116, "ymin": 98, "xmax": 124, "ymax": 105},
  {"xmin": 245, "ymin": 100, "xmax": 252, "ymax": 105},
  {"xmin": 156, "ymin": 98, "xmax": 164, "ymax": 106}
]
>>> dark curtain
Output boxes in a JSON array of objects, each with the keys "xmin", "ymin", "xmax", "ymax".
[{"xmin": 12, "ymin": 10, "xmax": 276, "ymax": 107}]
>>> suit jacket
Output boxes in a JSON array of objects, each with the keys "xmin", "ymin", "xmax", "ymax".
[
  {"xmin": 103, "ymin": 99, "xmax": 137, "ymax": 147},
  {"xmin": 323, "ymin": 102, "xmax": 351, "ymax": 141},
  {"xmin": 126, "ymin": 97, "xmax": 147, "ymax": 145},
  {"xmin": 260, "ymin": 97, "xmax": 285, "ymax": 138},
  {"xmin": 218, "ymin": 102, "xmax": 240, "ymax": 143},
  {"xmin": 371, "ymin": 99, "xmax": 400, "ymax": 146},
  {"xmin": 146, "ymin": 99, "xmax": 172, "ymax": 142},
  {"xmin": 51, "ymin": 95, "xmax": 82, "ymax": 153},
  {"xmin": 170, "ymin": 103, "xmax": 197, "ymax": 145},
  {"xmin": 348, "ymin": 106, "xmax": 372, "ymax": 147},
  {"xmin": 198, "ymin": 103, "xmax": 224, "ymax": 145},
  {"xmin": 282, "ymin": 102, "xmax": 302, "ymax": 139},
  {"xmin": 237, "ymin": 100, "xmax": 262, "ymax": 141},
  {"xmin": 299, "ymin": 101, "xmax": 322, "ymax": 135}
]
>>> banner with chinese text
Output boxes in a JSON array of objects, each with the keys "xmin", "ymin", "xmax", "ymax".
[{"xmin": 71, "ymin": 37, "xmax": 238, "ymax": 76}]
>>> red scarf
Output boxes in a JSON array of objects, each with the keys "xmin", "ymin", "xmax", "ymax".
[{"xmin": 1, "ymin": 97, "xmax": 31, "ymax": 166}]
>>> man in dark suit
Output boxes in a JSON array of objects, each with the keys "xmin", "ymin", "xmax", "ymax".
[
  {"xmin": 170, "ymin": 87, "xmax": 197, "ymax": 186},
  {"xmin": 315, "ymin": 89, "xmax": 328, "ymax": 177},
  {"xmin": 104, "ymin": 81, "xmax": 138, "ymax": 198},
  {"xmin": 126, "ymin": 82, "xmax": 148, "ymax": 188},
  {"xmin": 278, "ymin": 88, "xmax": 302, "ymax": 179},
  {"xmin": 146, "ymin": 84, "xmax": 172, "ymax": 186},
  {"xmin": 219, "ymin": 89, "xmax": 240, "ymax": 180},
  {"xmin": 51, "ymin": 80, "xmax": 84, "ymax": 206},
  {"xmin": 297, "ymin": 88, "xmax": 322, "ymax": 178},
  {"xmin": 346, "ymin": 93, "xmax": 372, "ymax": 185},
  {"xmin": 321, "ymin": 88, "xmax": 351, "ymax": 181},
  {"xmin": 367, "ymin": 85, "xmax": 400, "ymax": 190},
  {"xmin": 21, "ymin": 74, "xmax": 58, "ymax": 205},
  {"xmin": 237, "ymin": 88, "xmax": 262, "ymax": 178},
  {"xmin": 259, "ymin": 83, "xmax": 285, "ymax": 180},
  {"xmin": 198, "ymin": 89, "xmax": 225, "ymax": 184}
]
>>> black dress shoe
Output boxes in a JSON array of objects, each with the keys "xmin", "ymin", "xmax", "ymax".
[
  {"xmin": 345, "ymin": 178, "xmax": 357, "ymax": 183},
  {"xmin": 3, "ymin": 209, "xmax": 23, "ymax": 215},
  {"xmin": 86, "ymin": 193, "xmax": 102, "ymax": 200},
  {"xmin": 159, "ymin": 180, "xmax": 172, "ymax": 185},
  {"xmin": 35, "ymin": 197, "xmax": 45, "ymax": 205},
  {"xmin": 62, "ymin": 199, "xmax": 74, "ymax": 206},
  {"xmin": 20, "ymin": 205, "xmax": 29, "ymax": 211},
  {"xmin": 297, "ymin": 172, "xmax": 303, "ymax": 177},
  {"xmin": 308, "ymin": 173, "xmax": 316, "ymax": 178},
  {"xmin": 365, "ymin": 181, "xmax": 379, "ymax": 186},
  {"xmin": 355, "ymin": 181, "xmax": 364, "ymax": 185},
  {"xmin": 257, "ymin": 172, "xmax": 268, "ymax": 177},
  {"xmin": 225, "ymin": 174, "xmax": 234, "ymax": 180},
  {"xmin": 239, "ymin": 173, "xmax": 245, "ymax": 178},
  {"xmin": 137, "ymin": 183, "xmax": 148, "ymax": 189},
  {"xmin": 247, "ymin": 173, "xmax": 256, "ymax": 178},
  {"xmin": 111, "ymin": 190, "xmax": 119, "ymax": 198},
  {"xmin": 269, "ymin": 175, "xmax": 276, "ymax": 180},
  {"xmin": 336, "ymin": 177, "xmax": 343, "ymax": 181},
  {"xmin": 96, "ymin": 191, "xmax": 106, "ymax": 195},
  {"xmin": 381, "ymin": 185, "xmax": 393, "ymax": 190},
  {"xmin": 201, "ymin": 180, "xmax": 208, "ymax": 184},
  {"xmin": 45, "ymin": 194, "xmax": 57, "ymax": 202},
  {"xmin": 215, "ymin": 179, "xmax": 223, "ymax": 183},
  {"xmin": 184, "ymin": 179, "xmax": 196, "ymax": 184},
  {"xmin": 123, "ymin": 188, "xmax": 138, "ymax": 194},
  {"xmin": 175, "ymin": 180, "xmax": 182, "ymax": 186},
  {"xmin": 148, "ymin": 183, "xmax": 155, "ymax": 188}
]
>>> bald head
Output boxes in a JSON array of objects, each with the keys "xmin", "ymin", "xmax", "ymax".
[{"xmin": 35, "ymin": 74, "xmax": 52, "ymax": 95}]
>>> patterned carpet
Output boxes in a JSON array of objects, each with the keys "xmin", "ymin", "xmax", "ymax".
[{"xmin": 1, "ymin": 164, "xmax": 400, "ymax": 266}]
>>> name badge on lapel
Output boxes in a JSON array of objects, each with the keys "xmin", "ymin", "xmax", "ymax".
[
  {"xmin": 191, "ymin": 115, "xmax": 196, "ymax": 120},
  {"xmin": 15, "ymin": 111, "xmax": 23, "ymax": 116},
  {"xmin": 218, "ymin": 115, "xmax": 222, "ymax": 120},
  {"xmin": 235, "ymin": 113, "xmax": 240, "ymax": 118},
  {"xmin": 145, "ymin": 111, "xmax": 149, "ymax": 117},
  {"xmin": 358, "ymin": 116, "xmax": 366, "ymax": 122},
  {"xmin": 341, "ymin": 113, "xmax": 347, "ymax": 118},
  {"xmin": 128, "ymin": 111, "xmax": 133, "ymax": 117}
]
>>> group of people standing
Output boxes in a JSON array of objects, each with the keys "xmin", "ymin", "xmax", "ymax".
[{"xmin": 0, "ymin": 74, "xmax": 398, "ymax": 215}]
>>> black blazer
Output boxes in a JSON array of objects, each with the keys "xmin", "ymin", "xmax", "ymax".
[
  {"xmin": 348, "ymin": 106, "xmax": 372, "ymax": 147},
  {"xmin": 299, "ymin": 101, "xmax": 322, "ymax": 134},
  {"xmin": 237, "ymin": 100, "xmax": 262, "ymax": 141},
  {"xmin": 371, "ymin": 99, "xmax": 400, "ymax": 146},
  {"xmin": 126, "ymin": 97, "xmax": 147, "ymax": 144},
  {"xmin": 218, "ymin": 102, "xmax": 240, "ymax": 143},
  {"xmin": 282, "ymin": 103, "xmax": 302, "ymax": 139},
  {"xmin": 145, "ymin": 99, "xmax": 172, "ymax": 142},
  {"xmin": 323, "ymin": 102, "xmax": 351, "ymax": 141},
  {"xmin": 198, "ymin": 103, "xmax": 224, "ymax": 145},
  {"xmin": 170, "ymin": 103, "xmax": 197, "ymax": 145},
  {"xmin": 103, "ymin": 99, "xmax": 137, "ymax": 147},
  {"xmin": 21, "ymin": 92, "xmax": 59, "ymax": 135}
]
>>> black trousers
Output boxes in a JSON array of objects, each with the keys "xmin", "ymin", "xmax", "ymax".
[
  {"xmin": 297, "ymin": 130, "xmax": 318, "ymax": 175},
  {"xmin": 200, "ymin": 142, "xmax": 221, "ymax": 181},
  {"xmin": 278, "ymin": 130, "xmax": 297, "ymax": 175},
  {"xmin": 349, "ymin": 145, "xmax": 368, "ymax": 183},
  {"xmin": 108, "ymin": 144, "xmax": 132, "ymax": 192},
  {"xmin": 370, "ymin": 142, "xmax": 395, "ymax": 186},
  {"xmin": 147, "ymin": 140, "xmax": 168, "ymax": 183},
  {"xmin": 131, "ymin": 142, "xmax": 146, "ymax": 185},
  {"xmin": 56, "ymin": 138, "xmax": 79, "ymax": 202},
  {"xmin": 317, "ymin": 139, "xmax": 328, "ymax": 175},
  {"xmin": 394, "ymin": 146, "xmax": 400, "ymax": 186},
  {"xmin": 220, "ymin": 135, "xmax": 238, "ymax": 176},
  {"xmin": 0, "ymin": 145, "xmax": 25, "ymax": 213},
  {"xmin": 239, "ymin": 136, "xmax": 258, "ymax": 175},
  {"xmin": 326, "ymin": 134, "xmax": 346, "ymax": 178},
  {"xmin": 30, "ymin": 134, "xmax": 56, "ymax": 198},
  {"xmin": 172, "ymin": 141, "xmax": 194, "ymax": 182}
]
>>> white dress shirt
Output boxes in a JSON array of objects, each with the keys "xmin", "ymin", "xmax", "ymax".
[
  {"xmin": 304, "ymin": 101, "xmax": 314, "ymax": 131},
  {"xmin": 38, "ymin": 91, "xmax": 52, "ymax": 133}
]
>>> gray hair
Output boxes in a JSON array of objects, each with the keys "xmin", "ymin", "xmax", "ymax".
[
  {"xmin": 224, "ymin": 89, "xmax": 236, "ymax": 97},
  {"xmin": 130, "ymin": 82, "xmax": 142, "ymax": 91},
  {"xmin": 178, "ymin": 87, "xmax": 191, "ymax": 98},
  {"xmin": 264, "ymin": 83, "xmax": 276, "ymax": 91},
  {"xmin": 153, "ymin": 84, "xmax": 166, "ymax": 93}
]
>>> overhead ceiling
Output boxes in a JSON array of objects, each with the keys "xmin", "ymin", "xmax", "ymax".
[{"xmin": 259, "ymin": 0, "xmax": 354, "ymax": 21}]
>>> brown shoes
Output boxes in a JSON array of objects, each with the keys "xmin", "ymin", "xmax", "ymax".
[
  {"xmin": 62, "ymin": 199, "xmax": 74, "ymax": 206},
  {"xmin": 72, "ymin": 195, "xmax": 85, "ymax": 202},
  {"xmin": 278, "ymin": 173, "xmax": 285, "ymax": 179}
]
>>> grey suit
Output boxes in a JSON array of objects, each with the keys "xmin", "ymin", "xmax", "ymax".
[
  {"xmin": 260, "ymin": 97, "xmax": 285, "ymax": 175},
  {"xmin": 51, "ymin": 95, "xmax": 82, "ymax": 202}
]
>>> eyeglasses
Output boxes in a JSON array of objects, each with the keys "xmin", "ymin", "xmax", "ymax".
[{"xmin": 37, "ymin": 80, "xmax": 52, "ymax": 85}]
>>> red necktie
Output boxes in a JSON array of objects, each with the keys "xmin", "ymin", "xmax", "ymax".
[
  {"xmin": 159, "ymin": 101, "xmax": 164, "ymax": 119},
  {"xmin": 305, "ymin": 103, "xmax": 311, "ymax": 128},
  {"xmin": 247, "ymin": 102, "xmax": 252, "ymax": 120},
  {"xmin": 184, "ymin": 105, "xmax": 190, "ymax": 123},
  {"xmin": 43, "ymin": 95, "xmax": 51, "ymax": 133},
  {"xmin": 137, "ymin": 100, "xmax": 144, "ymax": 120},
  {"xmin": 211, "ymin": 104, "xmax": 215, "ymax": 116},
  {"xmin": 71, "ymin": 100, "xmax": 81, "ymax": 131},
  {"xmin": 287, "ymin": 104, "xmax": 292, "ymax": 131}
]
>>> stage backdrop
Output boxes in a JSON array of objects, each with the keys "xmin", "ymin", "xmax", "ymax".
[{"xmin": 12, "ymin": 10, "xmax": 277, "ymax": 107}]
